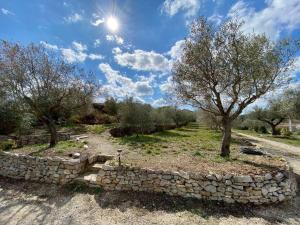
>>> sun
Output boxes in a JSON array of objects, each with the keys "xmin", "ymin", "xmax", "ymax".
[{"xmin": 106, "ymin": 16, "xmax": 119, "ymax": 32}]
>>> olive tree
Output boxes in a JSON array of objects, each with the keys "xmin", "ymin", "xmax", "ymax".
[
  {"xmin": 251, "ymin": 103, "xmax": 286, "ymax": 135},
  {"xmin": 119, "ymin": 98, "xmax": 154, "ymax": 136},
  {"xmin": 172, "ymin": 18, "xmax": 299, "ymax": 157},
  {"xmin": 0, "ymin": 41, "xmax": 97, "ymax": 147}
]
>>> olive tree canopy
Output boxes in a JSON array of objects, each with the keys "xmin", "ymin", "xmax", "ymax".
[
  {"xmin": 172, "ymin": 18, "xmax": 299, "ymax": 157},
  {"xmin": 0, "ymin": 41, "xmax": 98, "ymax": 147}
]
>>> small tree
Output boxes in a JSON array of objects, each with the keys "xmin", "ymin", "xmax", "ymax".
[
  {"xmin": 0, "ymin": 41, "xmax": 96, "ymax": 147},
  {"xmin": 119, "ymin": 98, "xmax": 154, "ymax": 136},
  {"xmin": 173, "ymin": 18, "xmax": 299, "ymax": 157},
  {"xmin": 103, "ymin": 97, "xmax": 119, "ymax": 116}
]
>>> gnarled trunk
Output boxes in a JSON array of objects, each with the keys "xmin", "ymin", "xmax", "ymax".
[
  {"xmin": 45, "ymin": 120, "xmax": 57, "ymax": 148},
  {"xmin": 220, "ymin": 120, "xmax": 232, "ymax": 157},
  {"xmin": 270, "ymin": 124, "xmax": 280, "ymax": 136}
]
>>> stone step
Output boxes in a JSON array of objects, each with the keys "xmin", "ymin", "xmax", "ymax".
[
  {"xmin": 75, "ymin": 172, "xmax": 98, "ymax": 185},
  {"xmin": 88, "ymin": 163, "xmax": 103, "ymax": 172}
]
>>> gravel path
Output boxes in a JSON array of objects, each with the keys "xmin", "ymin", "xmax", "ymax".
[{"xmin": 235, "ymin": 132, "xmax": 300, "ymax": 176}]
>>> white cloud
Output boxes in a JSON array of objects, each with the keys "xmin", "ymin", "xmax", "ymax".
[
  {"xmin": 161, "ymin": 0, "xmax": 200, "ymax": 18},
  {"xmin": 94, "ymin": 39, "xmax": 101, "ymax": 47},
  {"xmin": 64, "ymin": 13, "xmax": 83, "ymax": 23},
  {"xmin": 160, "ymin": 76, "xmax": 174, "ymax": 94},
  {"xmin": 61, "ymin": 48, "xmax": 87, "ymax": 63},
  {"xmin": 112, "ymin": 47, "xmax": 122, "ymax": 54},
  {"xmin": 167, "ymin": 39, "xmax": 185, "ymax": 60},
  {"xmin": 88, "ymin": 53, "xmax": 104, "ymax": 60},
  {"xmin": 106, "ymin": 34, "xmax": 124, "ymax": 45},
  {"xmin": 152, "ymin": 98, "xmax": 168, "ymax": 107},
  {"xmin": 41, "ymin": 40, "xmax": 103, "ymax": 63},
  {"xmin": 1, "ymin": 8, "xmax": 14, "ymax": 16},
  {"xmin": 91, "ymin": 18, "xmax": 105, "ymax": 26},
  {"xmin": 72, "ymin": 41, "xmax": 87, "ymax": 52},
  {"xmin": 208, "ymin": 13, "xmax": 223, "ymax": 25},
  {"xmin": 98, "ymin": 63, "xmax": 155, "ymax": 98},
  {"xmin": 228, "ymin": 0, "xmax": 300, "ymax": 39},
  {"xmin": 114, "ymin": 49, "xmax": 171, "ymax": 73},
  {"xmin": 293, "ymin": 56, "xmax": 300, "ymax": 77},
  {"xmin": 40, "ymin": 41, "xmax": 59, "ymax": 50}
]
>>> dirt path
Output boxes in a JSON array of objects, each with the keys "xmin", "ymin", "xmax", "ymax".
[
  {"xmin": 235, "ymin": 132, "xmax": 300, "ymax": 175},
  {"xmin": 85, "ymin": 131, "xmax": 120, "ymax": 156}
]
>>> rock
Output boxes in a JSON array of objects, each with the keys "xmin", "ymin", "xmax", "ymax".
[
  {"xmin": 264, "ymin": 173, "xmax": 272, "ymax": 180},
  {"xmin": 73, "ymin": 153, "xmax": 80, "ymax": 159},
  {"xmin": 204, "ymin": 185, "xmax": 217, "ymax": 193},
  {"xmin": 240, "ymin": 146, "xmax": 264, "ymax": 155},
  {"xmin": 275, "ymin": 172, "xmax": 284, "ymax": 181},
  {"xmin": 225, "ymin": 180, "xmax": 232, "ymax": 185},
  {"xmin": 262, "ymin": 188, "xmax": 268, "ymax": 196},
  {"xmin": 233, "ymin": 175, "xmax": 253, "ymax": 183},
  {"xmin": 206, "ymin": 174, "xmax": 216, "ymax": 181},
  {"xmin": 278, "ymin": 194, "xmax": 285, "ymax": 201}
]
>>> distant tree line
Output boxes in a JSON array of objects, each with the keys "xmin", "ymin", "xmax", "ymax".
[{"xmin": 104, "ymin": 97, "xmax": 196, "ymax": 137}]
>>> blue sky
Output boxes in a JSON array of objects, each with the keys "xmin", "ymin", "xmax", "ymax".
[{"xmin": 1, "ymin": 0, "xmax": 300, "ymax": 107}]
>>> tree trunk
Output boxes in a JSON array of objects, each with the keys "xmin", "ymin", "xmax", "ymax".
[
  {"xmin": 288, "ymin": 117, "xmax": 293, "ymax": 132},
  {"xmin": 270, "ymin": 124, "xmax": 279, "ymax": 136},
  {"xmin": 220, "ymin": 120, "xmax": 232, "ymax": 157},
  {"xmin": 46, "ymin": 120, "xmax": 57, "ymax": 148}
]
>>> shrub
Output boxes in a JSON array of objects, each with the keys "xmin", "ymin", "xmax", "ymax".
[
  {"xmin": 0, "ymin": 140, "xmax": 15, "ymax": 151},
  {"xmin": 281, "ymin": 128, "xmax": 292, "ymax": 137}
]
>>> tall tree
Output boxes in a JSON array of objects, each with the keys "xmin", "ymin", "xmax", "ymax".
[
  {"xmin": 172, "ymin": 18, "xmax": 299, "ymax": 157},
  {"xmin": 0, "ymin": 41, "xmax": 97, "ymax": 147}
]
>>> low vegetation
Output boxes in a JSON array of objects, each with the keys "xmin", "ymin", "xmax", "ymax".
[
  {"xmin": 113, "ymin": 123, "xmax": 285, "ymax": 175},
  {"xmin": 10, "ymin": 140, "xmax": 85, "ymax": 157}
]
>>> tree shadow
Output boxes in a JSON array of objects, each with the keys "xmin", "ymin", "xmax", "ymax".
[
  {"xmin": 1, "ymin": 176, "xmax": 299, "ymax": 224},
  {"xmin": 92, "ymin": 189, "xmax": 300, "ymax": 224},
  {"xmin": 154, "ymin": 130, "xmax": 190, "ymax": 138}
]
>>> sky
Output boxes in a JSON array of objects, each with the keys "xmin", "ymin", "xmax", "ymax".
[{"xmin": 1, "ymin": 0, "xmax": 300, "ymax": 108}]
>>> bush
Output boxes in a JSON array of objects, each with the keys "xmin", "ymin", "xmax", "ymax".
[
  {"xmin": 281, "ymin": 127, "xmax": 292, "ymax": 137},
  {"xmin": 0, "ymin": 140, "xmax": 15, "ymax": 151}
]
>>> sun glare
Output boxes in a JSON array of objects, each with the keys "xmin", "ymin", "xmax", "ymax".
[{"xmin": 106, "ymin": 16, "xmax": 119, "ymax": 32}]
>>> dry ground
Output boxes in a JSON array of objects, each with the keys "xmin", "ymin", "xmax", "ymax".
[{"xmin": 0, "ymin": 177, "xmax": 299, "ymax": 225}]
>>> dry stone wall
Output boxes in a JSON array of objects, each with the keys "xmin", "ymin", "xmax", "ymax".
[
  {"xmin": 96, "ymin": 163, "xmax": 297, "ymax": 204},
  {"xmin": 0, "ymin": 151, "xmax": 86, "ymax": 184},
  {"xmin": 14, "ymin": 132, "xmax": 70, "ymax": 147}
]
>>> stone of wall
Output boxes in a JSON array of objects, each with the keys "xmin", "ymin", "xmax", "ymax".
[
  {"xmin": 96, "ymin": 163, "xmax": 297, "ymax": 204},
  {"xmin": 13, "ymin": 132, "xmax": 71, "ymax": 147},
  {"xmin": 0, "ymin": 151, "xmax": 87, "ymax": 184}
]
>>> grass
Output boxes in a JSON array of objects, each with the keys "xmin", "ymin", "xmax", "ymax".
[
  {"xmin": 116, "ymin": 124, "xmax": 236, "ymax": 159},
  {"xmin": 235, "ymin": 129, "xmax": 300, "ymax": 147},
  {"xmin": 11, "ymin": 140, "xmax": 85, "ymax": 157},
  {"xmin": 113, "ymin": 123, "xmax": 285, "ymax": 174},
  {"xmin": 62, "ymin": 123, "xmax": 117, "ymax": 135}
]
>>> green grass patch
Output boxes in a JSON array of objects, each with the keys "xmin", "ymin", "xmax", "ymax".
[
  {"xmin": 16, "ymin": 140, "xmax": 85, "ymax": 156},
  {"xmin": 115, "ymin": 123, "xmax": 238, "ymax": 159}
]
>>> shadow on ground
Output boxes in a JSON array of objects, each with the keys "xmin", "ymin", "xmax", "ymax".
[{"xmin": 1, "ymin": 176, "xmax": 299, "ymax": 225}]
